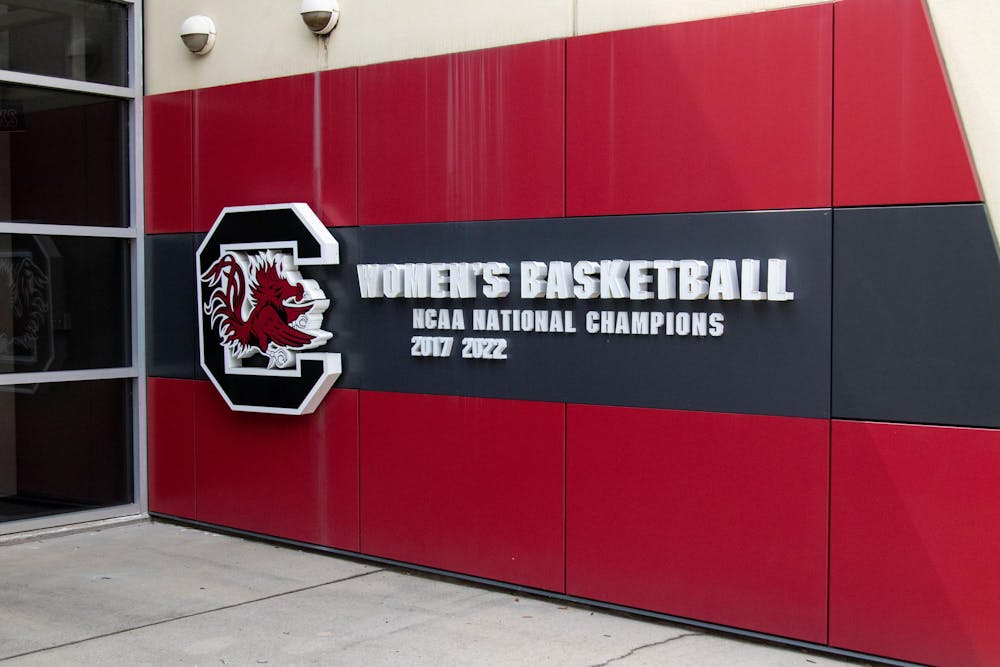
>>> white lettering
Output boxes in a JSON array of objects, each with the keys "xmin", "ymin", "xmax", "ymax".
[
  {"xmin": 629, "ymin": 260, "xmax": 654, "ymax": 300},
  {"xmin": 382, "ymin": 264, "xmax": 405, "ymax": 298},
  {"xmin": 766, "ymin": 258, "xmax": 794, "ymax": 301},
  {"xmin": 521, "ymin": 261, "xmax": 547, "ymax": 298},
  {"xmin": 483, "ymin": 262, "xmax": 510, "ymax": 298},
  {"xmin": 708, "ymin": 259, "xmax": 739, "ymax": 300},
  {"xmin": 429, "ymin": 263, "xmax": 449, "ymax": 299},
  {"xmin": 573, "ymin": 261, "xmax": 600, "ymax": 299},
  {"xmin": 600, "ymin": 260, "xmax": 630, "ymax": 299},
  {"xmin": 740, "ymin": 259, "xmax": 764, "ymax": 300},
  {"xmin": 652, "ymin": 260, "xmax": 677, "ymax": 300},
  {"xmin": 358, "ymin": 264, "xmax": 384, "ymax": 298},
  {"xmin": 709, "ymin": 313, "xmax": 725, "ymax": 336},
  {"xmin": 546, "ymin": 261, "xmax": 574, "ymax": 299},
  {"xmin": 449, "ymin": 263, "xmax": 478, "ymax": 299},
  {"xmin": 678, "ymin": 260, "xmax": 709, "ymax": 300}
]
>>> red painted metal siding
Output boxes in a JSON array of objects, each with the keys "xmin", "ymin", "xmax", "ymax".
[
  {"xmin": 358, "ymin": 40, "xmax": 565, "ymax": 225},
  {"xmin": 359, "ymin": 391, "xmax": 565, "ymax": 591},
  {"xmin": 833, "ymin": 0, "xmax": 980, "ymax": 206},
  {"xmin": 566, "ymin": 404, "xmax": 829, "ymax": 643},
  {"xmin": 567, "ymin": 5, "xmax": 832, "ymax": 217},
  {"xmin": 193, "ymin": 73, "xmax": 359, "ymax": 232},
  {"xmin": 195, "ymin": 383, "xmax": 360, "ymax": 551},
  {"xmin": 830, "ymin": 420, "xmax": 1000, "ymax": 666},
  {"xmin": 317, "ymin": 67, "xmax": 359, "ymax": 228},
  {"xmin": 147, "ymin": 377, "xmax": 197, "ymax": 518}
]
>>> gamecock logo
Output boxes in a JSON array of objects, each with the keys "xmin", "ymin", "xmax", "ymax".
[
  {"xmin": 201, "ymin": 250, "xmax": 330, "ymax": 370},
  {"xmin": 0, "ymin": 236, "xmax": 56, "ymax": 383},
  {"xmin": 196, "ymin": 203, "xmax": 341, "ymax": 415},
  {"xmin": 0, "ymin": 255, "xmax": 49, "ymax": 361}
]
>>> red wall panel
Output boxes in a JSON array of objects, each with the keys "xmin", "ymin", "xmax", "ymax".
[
  {"xmin": 566, "ymin": 5, "xmax": 832, "ymax": 217},
  {"xmin": 359, "ymin": 391, "xmax": 564, "ymax": 591},
  {"xmin": 147, "ymin": 377, "xmax": 196, "ymax": 518},
  {"xmin": 830, "ymin": 420, "xmax": 1000, "ymax": 666},
  {"xmin": 358, "ymin": 40, "xmax": 564, "ymax": 225},
  {"xmin": 318, "ymin": 67, "xmax": 359, "ymax": 227},
  {"xmin": 144, "ymin": 91, "xmax": 193, "ymax": 234},
  {"xmin": 833, "ymin": 0, "xmax": 980, "ymax": 206},
  {"xmin": 194, "ymin": 72, "xmax": 358, "ymax": 232},
  {"xmin": 566, "ymin": 405, "xmax": 828, "ymax": 643},
  {"xmin": 195, "ymin": 383, "xmax": 360, "ymax": 551}
]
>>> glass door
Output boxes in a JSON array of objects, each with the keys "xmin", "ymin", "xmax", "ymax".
[{"xmin": 0, "ymin": 0, "xmax": 143, "ymax": 533}]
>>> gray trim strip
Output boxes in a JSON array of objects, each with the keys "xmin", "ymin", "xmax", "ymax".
[
  {"xmin": 0, "ymin": 367, "xmax": 138, "ymax": 386},
  {"xmin": 0, "ymin": 69, "xmax": 136, "ymax": 98},
  {"xmin": 0, "ymin": 223, "xmax": 136, "ymax": 238}
]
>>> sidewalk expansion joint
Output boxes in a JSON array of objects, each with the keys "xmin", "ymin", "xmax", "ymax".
[
  {"xmin": 0, "ymin": 568, "xmax": 384, "ymax": 663},
  {"xmin": 587, "ymin": 632, "xmax": 702, "ymax": 667}
]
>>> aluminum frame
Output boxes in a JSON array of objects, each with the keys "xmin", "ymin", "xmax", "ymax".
[{"xmin": 0, "ymin": 0, "xmax": 145, "ymax": 536}]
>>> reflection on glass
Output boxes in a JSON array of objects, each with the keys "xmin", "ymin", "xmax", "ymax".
[
  {"xmin": 0, "ymin": 379, "xmax": 132, "ymax": 523},
  {"xmin": 0, "ymin": 234, "xmax": 130, "ymax": 373},
  {"xmin": 0, "ymin": 83, "xmax": 129, "ymax": 227},
  {"xmin": 0, "ymin": 0, "xmax": 127, "ymax": 86}
]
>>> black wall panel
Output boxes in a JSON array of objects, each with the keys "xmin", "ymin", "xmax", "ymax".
[
  {"xmin": 833, "ymin": 204, "xmax": 1000, "ymax": 428},
  {"xmin": 145, "ymin": 233, "xmax": 197, "ymax": 379}
]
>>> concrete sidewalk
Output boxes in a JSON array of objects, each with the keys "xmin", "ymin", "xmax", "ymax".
[{"xmin": 0, "ymin": 521, "xmax": 869, "ymax": 666}]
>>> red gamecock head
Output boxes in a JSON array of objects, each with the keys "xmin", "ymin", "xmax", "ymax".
[{"xmin": 249, "ymin": 257, "xmax": 306, "ymax": 310}]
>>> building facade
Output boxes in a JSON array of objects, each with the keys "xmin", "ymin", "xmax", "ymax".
[{"xmin": 4, "ymin": 0, "xmax": 1000, "ymax": 665}]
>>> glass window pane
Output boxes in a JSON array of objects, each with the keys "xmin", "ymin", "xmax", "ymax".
[
  {"xmin": 0, "ymin": 378, "xmax": 133, "ymax": 523},
  {"xmin": 0, "ymin": 0, "xmax": 128, "ymax": 87},
  {"xmin": 0, "ymin": 83, "xmax": 129, "ymax": 228},
  {"xmin": 0, "ymin": 234, "xmax": 131, "ymax": 373}
]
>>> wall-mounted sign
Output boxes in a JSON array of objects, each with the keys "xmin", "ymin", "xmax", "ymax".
[
  {"xmin": 196, "ymin": 203, "xmax": 341, "ymax": 415},
  {"xmin": 357, "ymin": 255, "xmax": 795, "ymax": 353},
  {"xmin": 348, "ymin": 211, "xmax": 831, "ymax": 418},
  {"xmin": 194, "ymin": 206, "xmax": 831, "ymax": 418}
]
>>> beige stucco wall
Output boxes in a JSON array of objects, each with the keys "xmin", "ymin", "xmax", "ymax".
[
  {"xmin": 143, "ymin": 0, "xmax": 825, "ymax": 95},
  {"xmin": 143, "ymin": 0, "xmax": 1000, "ymax": 243},
  {"xmin": 144, "ymin": 0, "xmax": 574, "ymax": 94},
  {"xmin": 926, "ymin": 0, "xmax": 1000, "ymax": 245},
  {"xmin": 574, "ymin": 0, "xmax": 828, "ymax": 34}
]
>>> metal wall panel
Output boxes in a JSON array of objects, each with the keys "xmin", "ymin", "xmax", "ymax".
[
  {"xmin": 567, "ymin": 5, "xmax": 832, "ymax": 216},
  {"xmin": 195, "ymin": 383, "xmax": 360, "ymax": 551},
  {"xmin": 567, "ymin": 404, "xmax": 829, "ymax": 643},
  {"xmin": 145, "ymin": 233, "xmax": 197, "ymax": 379},
  {"xmin": 144, "ymin": 90, "xmax": 193, "ymax": 234},
  {"xmin": 359, "ymin": 390, "xmax": 565, "ymax": 591},
  {"xmin": 832, "ymin": 204, "xmax": 1000, "ymax": 427},
  {"xmin": 194, "ymin": 75, "xmax": 324, "ymax": 232},
  {"xmin": 147, "ymin": 377, "xmax": 196, "ymax": 519},
  {"xmin": 358, "ymin": 40, "xmax": 565, "ymax": 225},
  {"xmin": 833, "ymin": 0, "xmax": 980, "ymax": 206},
  {"xmin": 830, "ymin": 419, "xmax": 1000, "ymax": 666}
]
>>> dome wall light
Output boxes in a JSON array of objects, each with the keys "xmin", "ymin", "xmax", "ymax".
[
  {"xmin": 180, "ymin": 15, "xmax": 216, "ymax": 55},
  {"xmin": 301, "ymin": 0, "xmax": 340, "ymax": 35}
]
